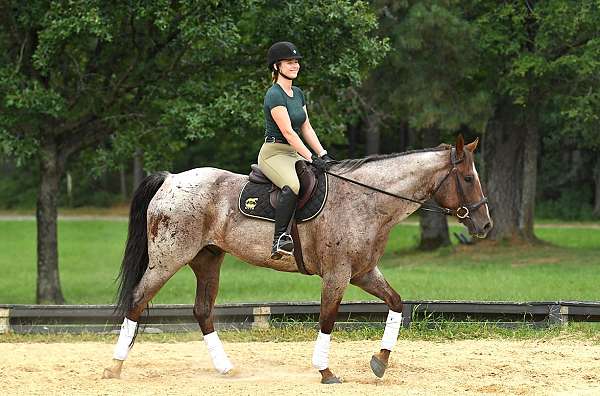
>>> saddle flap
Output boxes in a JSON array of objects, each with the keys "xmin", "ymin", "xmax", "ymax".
[{"xmin": 295, "ymin": 161, "xmax": 318, "ymax": 209}]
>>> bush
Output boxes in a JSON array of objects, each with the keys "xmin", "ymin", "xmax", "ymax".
[
  {"xmin": 0, "ymin": 172, "xmax": 37, "ymax": 209},
  {"xmin": 536, "ymin": 189, "xmax": 594, "ymax": 221}
]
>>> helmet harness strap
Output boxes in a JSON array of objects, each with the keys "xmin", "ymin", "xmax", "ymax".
[{"xmin": 274, "ymin": 63, "xmax": 294, "ymax": 81}]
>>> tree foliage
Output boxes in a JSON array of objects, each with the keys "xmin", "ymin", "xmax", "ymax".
[{"xmin": 0, "ymin": 0, "xmax": 387, "ymax": 303}]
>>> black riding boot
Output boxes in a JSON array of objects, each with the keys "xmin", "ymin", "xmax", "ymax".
[{"xmin": 271, "ymin": 186, "xmax": 298, "ymax": 260}]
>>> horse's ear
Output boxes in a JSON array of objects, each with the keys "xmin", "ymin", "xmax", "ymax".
[
  {"xmin": 455, "ymin": 134, "xmax": 465, "ymax": 158},
  {"xmin": 465, "ymin": 137, "xmax": 479, "ymax": 153}
]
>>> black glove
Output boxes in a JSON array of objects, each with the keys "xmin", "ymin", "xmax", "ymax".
[
  {"xmin": 311, "ymin": 154, "xmax": 330, "ymax": 172},
  {"xmin": 321, "ymin": 153, "xmax": 336, "ymax": 165}
]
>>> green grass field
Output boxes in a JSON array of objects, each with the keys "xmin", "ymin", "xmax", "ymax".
[{"xmin": 1, "ymin": 220, "xmax": 599, "ymax": 304}]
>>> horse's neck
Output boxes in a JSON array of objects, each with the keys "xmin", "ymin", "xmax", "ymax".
[{"xmin": 347, "ymin": 150, "xmax": 450, "ymax": 216}]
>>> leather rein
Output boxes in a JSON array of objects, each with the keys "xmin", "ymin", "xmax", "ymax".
[{"xmin": 324, "ymin": 148, "xmax": 489, "ymax": 221}]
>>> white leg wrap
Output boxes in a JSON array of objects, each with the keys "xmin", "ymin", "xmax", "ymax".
[
  {"xmin": 381, "ymin": 309, "xmax": 402, "ymax": 351},
  {"xmin": 203, "ymin": 331, "xmax": 233, "ymax": 374},
  {"xmin": 311, "ymin": 331, "xmax": 331, "ymax": 370},
  {"xmin": 113, "ymin": 318, "xmax": 138, "ymax": 361}
]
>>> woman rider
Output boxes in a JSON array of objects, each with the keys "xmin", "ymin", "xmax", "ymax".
[{"xmin": 259, "ymin": 41, "xmax": 334, "ymax": 260}]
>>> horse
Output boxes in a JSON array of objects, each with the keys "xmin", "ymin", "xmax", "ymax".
[{"xmin": 102, "ymin": 135, "xmax": 492, "ymax": 384}]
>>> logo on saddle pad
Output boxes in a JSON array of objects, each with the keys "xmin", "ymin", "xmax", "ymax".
[{"xmin": 245, "ymin": 197, "xmax": 258, "ymax": 210}]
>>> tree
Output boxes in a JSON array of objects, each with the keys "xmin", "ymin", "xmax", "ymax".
[
  {"xmin": 365, "ymin": 1, "xmax": 600, "ymax": 244},
  {"xmin": 466, "ymin": 0, "xmax": 600, "ymax": 242},
  {"xmin": 418, "ymin": 128, "xmax": 451, "ymax": 249},
  {"xmin": 0, "ymin": 0, "xmax": 387, "ymax": 303},
  {"xmin": 365, "ymin": 1, "xmax": 492, "ymax": 248}
]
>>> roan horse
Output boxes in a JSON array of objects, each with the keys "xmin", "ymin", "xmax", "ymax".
[{"xmin": 103, "ymin": 135, "xmax": 492, "ymax": 384}]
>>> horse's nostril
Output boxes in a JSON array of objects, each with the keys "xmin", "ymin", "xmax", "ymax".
[{"xmin": 483, "ymin": 222, "xmax": 492, "ymax": 232}]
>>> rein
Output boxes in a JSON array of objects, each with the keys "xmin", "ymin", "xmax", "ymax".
[{"xmin": 324, "ymin": 148, "xmax": 488, "ymax": 220}]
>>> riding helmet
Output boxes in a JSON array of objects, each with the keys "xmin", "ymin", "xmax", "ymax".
[{"xmin": 267, "ymin": 41, "xmax": 302, "ymax": 70}]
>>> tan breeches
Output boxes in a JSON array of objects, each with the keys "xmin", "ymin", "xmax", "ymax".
[{"xmin": 257, "ymin": 143, "xmax": 303, "ymax": 195}]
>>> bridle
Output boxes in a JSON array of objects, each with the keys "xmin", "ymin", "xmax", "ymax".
[
  {"xmin": 324, "ymin": 147, "xmax": 489, "ymax": 221},
  {"xmin": 429, "ymin": 147, "xmax": 489, "ymax": 222}
]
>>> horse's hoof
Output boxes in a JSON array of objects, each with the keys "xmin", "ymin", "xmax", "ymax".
[
  {"xmin": 370, "ymin": 355, "xmax": 387, "ymax": 378},
  {"xmin": 321, "ymin": 376, "xmax": 342, "ymax": 384},
  {"xmin": 221, "ymin": 367, "xmax": 235, "ymax": 376},
  {"xmin": 102, "ymin": 367, "xmax": 121, "ymax": 379}
]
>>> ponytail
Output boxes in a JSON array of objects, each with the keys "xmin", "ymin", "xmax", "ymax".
[{"xmin": 271, "ymin": 62, "xmax": 280, "ymax": 83}]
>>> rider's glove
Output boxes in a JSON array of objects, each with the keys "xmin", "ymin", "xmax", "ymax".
[
  {"xmin": 311, "ymin": 154, "xmax": 330, "ymax": 172},
  {"xmin": 321, "ymin": 153, "xmax": 336, "ymax": 165}
]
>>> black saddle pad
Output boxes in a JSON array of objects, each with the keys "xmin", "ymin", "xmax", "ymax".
[{"xmin": 238, "ymin": 173, "xmax": 328, "ymax": 222}]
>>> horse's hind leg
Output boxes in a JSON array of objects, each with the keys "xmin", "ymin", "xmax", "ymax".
[
  {"xmin": 350, "ymin": 267, "xmax": 403, "ymax": 378},
  {"xmin": 103, "ymin": 255, "xmax": 186, "ymax": 379},
  {"xmin": 189, "ymin": 246, "xmax": 233, "ymax": 374}
]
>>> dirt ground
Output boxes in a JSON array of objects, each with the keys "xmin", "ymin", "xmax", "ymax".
[{"xmin": 1, "ymin": 339, "xmax": 599, "ymax": 395}]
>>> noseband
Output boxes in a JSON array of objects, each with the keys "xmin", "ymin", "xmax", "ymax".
[{"xmin": 324, "ymin": 147, "xmax": 489, "ymax": 221}]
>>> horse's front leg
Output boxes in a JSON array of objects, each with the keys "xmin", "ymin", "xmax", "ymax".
[
  {"xmin": 350, "ymin": 266, "xmax": 403, "ymax": 378},
  {"xmin": 313, "ymin": 268, "xmax": 351, "ymax": 384}
]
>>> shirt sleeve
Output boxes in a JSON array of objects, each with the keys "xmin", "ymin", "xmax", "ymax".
[{"xmin": 264, "ymin": 87, "xmax": 286, "ymax": 111}]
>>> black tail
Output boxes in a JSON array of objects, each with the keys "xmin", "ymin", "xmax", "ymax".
[{"xmin": 115, "ymin": 171, "xmax": 169, "ymax": 317}]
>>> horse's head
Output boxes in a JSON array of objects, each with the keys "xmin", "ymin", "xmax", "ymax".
[{"xmin": 433, "ymin": 135, "xmax": 493, "ymax": 238}]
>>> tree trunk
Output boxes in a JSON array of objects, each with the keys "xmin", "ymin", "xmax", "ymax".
[
  {"xmin": 36, "ymin": 137, "xmax": 65, "ymax": 304},
  {"xmin": 365, "ymin": 111, "xmax": 381, "ymax": 155},
  {"xmin": 132, "ymin": 148, "xmax": 144, "ymax": 192},
  {"xmin": 484, "ymin": 102, "xmax": 538, "ymax": 243},
  {"xmin": 119, "ymin": 165, "xmax": 128, "ymax": 201},
  {"xmin": 419, "ymin": 128, "xmax": 450, "ymax": 250},
  {"xmin": 518, "ymin": 108, "xmax": 539, "ymax": 241},
  {"xmin": 593, "ymin": 155, "xmax": 600, "ymax": 218},
  {"xmin": 418, "ymin": 200, "xmax": 451, "ymax": 250},
  {"xmin": 66, "ymin": 172, "xmax": 73, "ymax": 207},
  {"xmin": 398, "ymin": 122, "xmax": 410, "ymax": 152},
  {"xmin": 347, "ymin": 121, "xmax": 359, "ymax": 158}
]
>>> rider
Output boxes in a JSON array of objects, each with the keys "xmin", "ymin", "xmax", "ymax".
[{"xmin": 259, "ymin": 41, "xmax": 334, "ymax": 260}]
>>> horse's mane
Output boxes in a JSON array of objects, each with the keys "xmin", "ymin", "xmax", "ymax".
[{"xmin": 332, "ymin": 144, "xmax": 452, "ymax": 174}]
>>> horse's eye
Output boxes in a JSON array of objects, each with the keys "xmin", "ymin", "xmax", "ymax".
[{"xmin": 464, "ymin": 175, "xmax": 474, "ymax": 183}]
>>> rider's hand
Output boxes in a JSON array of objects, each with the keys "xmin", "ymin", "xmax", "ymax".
[
  {"xmin": 321, "ymin": 153, "xmax": 336, "ymax": 165},
  {"xmin": 311, "ymin": 154, "xmax": 330, "ymax": 172}
]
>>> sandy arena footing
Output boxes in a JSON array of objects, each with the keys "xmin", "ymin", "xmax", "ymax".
[{"xmin": 1, "ymin": 339, "xmax": 599, "ymax": 395}]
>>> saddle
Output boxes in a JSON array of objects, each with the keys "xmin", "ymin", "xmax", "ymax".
[
  {"xmin": 238, "ymin": 161, "xmax": 328, "ymax": 276},
  {"xmin": 239, "ymin": 161, "xmax": 328, "ymax": 223},
  {"xmin": 249, "ymin": 161, "xmax": 317, "ymax": 211}
]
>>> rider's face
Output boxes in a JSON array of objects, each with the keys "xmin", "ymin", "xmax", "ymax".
[{"xmin": 277, "ymin": 59, "xmax": 300, "ymax": 78}]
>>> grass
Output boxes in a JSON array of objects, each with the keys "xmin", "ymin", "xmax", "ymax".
[
  {"xmin": 0, "ymin": 204, "xmax": 130, "ymax": 217},
  {"xmin": 2, "ymin": 322, "xmax": 599, "ymax": 344},
  {"xmin": 1, "ymin": 221, "xmax": 599, "ymax": 304}
]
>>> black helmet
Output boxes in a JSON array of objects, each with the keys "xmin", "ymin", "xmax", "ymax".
[{"xmin": 267, "ymin": 41, "xmax": 302, "ymax": 70}]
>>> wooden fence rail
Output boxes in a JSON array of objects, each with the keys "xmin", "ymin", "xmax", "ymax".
[{"xmin": 1, "ymin": 300, "xmax": 599, "ymax": 334}]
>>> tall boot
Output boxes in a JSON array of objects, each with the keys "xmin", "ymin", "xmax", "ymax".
[{"xmin": 271, "ymin": 185, "xmax": 298, "ymax": 260}]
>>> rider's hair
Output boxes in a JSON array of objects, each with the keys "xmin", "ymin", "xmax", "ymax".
[{"xmin": 271, "ymin": 62, "xmax": 281, "ymax": 83}]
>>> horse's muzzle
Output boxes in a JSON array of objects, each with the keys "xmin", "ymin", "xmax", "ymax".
[{"xmin": 474, "ymin": 221, "xmax": 493, "ymax": 239}]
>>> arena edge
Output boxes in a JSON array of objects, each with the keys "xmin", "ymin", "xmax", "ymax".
[{"xmin": 0, "ymin": 308, "xmax": 9, "ymax": 333}]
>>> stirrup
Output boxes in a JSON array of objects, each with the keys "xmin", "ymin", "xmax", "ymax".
[
  {"xmin": 271, "ymin": 233, "xmax": 294, "ymax": 259},
  {"xmin": 276, "ymin": 233, "xmax": 294, "ymax": 254}
]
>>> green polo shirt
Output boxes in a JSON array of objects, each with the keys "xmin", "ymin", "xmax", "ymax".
[{"xmin": 264, "ymin": 84, "xmax": 307, "ymax": 141}]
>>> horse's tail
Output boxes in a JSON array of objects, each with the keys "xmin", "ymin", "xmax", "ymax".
[{"xmin": 115, "ymin": 171, "xmax": 169, "ymax": 317}]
